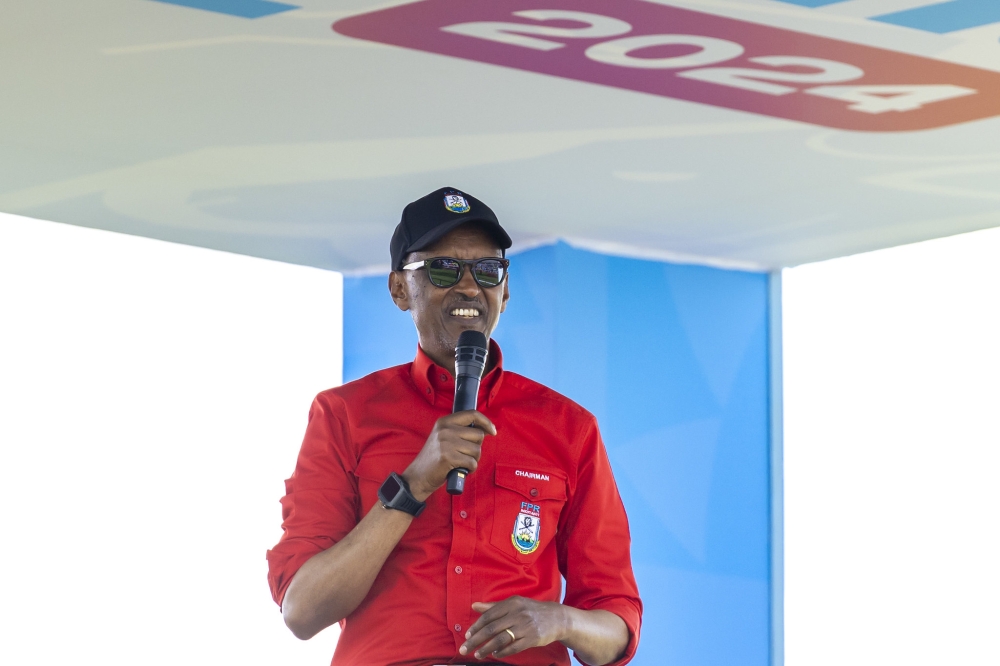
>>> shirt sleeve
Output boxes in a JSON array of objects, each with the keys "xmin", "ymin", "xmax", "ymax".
[
  {"xmin": 266, "ymin": 391, "xmax": 360, "ymax": 608},
  {"xmin": 558, "ymin": 416, "xmax": 643, "ymax": 666}
]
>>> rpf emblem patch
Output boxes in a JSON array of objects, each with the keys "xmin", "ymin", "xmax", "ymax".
[
  {"xmin": 512, "ymin": 502, "xmax": 541, "ymax": 555},
  {"xmin": 444, "ymin": 192, "xmax": 470, "ymax": 213}
]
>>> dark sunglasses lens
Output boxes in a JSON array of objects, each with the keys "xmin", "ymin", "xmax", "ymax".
[
  {"xmin": 474, "ymin": 260, "xmax": 505, "ymax": 287},
  {"xmin": 427, "ymin": 258, "xmax": 461, "ymax": 287}
]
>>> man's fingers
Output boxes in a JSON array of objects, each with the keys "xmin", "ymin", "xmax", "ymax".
[
  {"xmin": 446, "ymin": 452, "xmax": 480, "ymax": 474},
  {"xmin": 446, "ymin": 437, "xmax": 483, "ymax": 462},
  {"xmin": 465, "ymin": 600, "xmax": 509, "ymax": 639},
  {"xmin": 462, "ymin": 618, "xmax": 515, "ymax": 658},
  {"xmin": 462, "ymin": 627, "xmax": 493, "ymax": 654},
  {"xmin": 449, "ymin": 426, "xmax": 487, "ymax": 445},
  {"xmin": 490, "ymin": 631, "xmax": 525, "ymax": 659},
  {"xmin": 472, "ymin": 629, "xmax": 519, "ymax": 660},
  {"xmin": 447, "ymin": 410, "xmax": 496, "ymax": 435}
]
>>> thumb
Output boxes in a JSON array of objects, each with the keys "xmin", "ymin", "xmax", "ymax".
[{"xmin": 471, "ymin": 601, "xmax": 496, "ymax": 612}]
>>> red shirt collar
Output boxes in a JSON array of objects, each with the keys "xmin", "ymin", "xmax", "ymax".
[{"xmin": 410, "ymin": 339, "xmax": 504, "ymax": 407}]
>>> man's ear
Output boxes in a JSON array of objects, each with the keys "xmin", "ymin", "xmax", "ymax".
[{"xmin": 388, "ymin": 271, "xmax": 410, "ymax": 312}]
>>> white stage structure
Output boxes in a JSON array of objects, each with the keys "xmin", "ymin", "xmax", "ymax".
[
  {"xmin": 784, "ymin": 226, "xmax": 1000, "ymax": 666},
  {"xmin": 0, "ymin": 213, "xmax": 342, "ymax": 666}
]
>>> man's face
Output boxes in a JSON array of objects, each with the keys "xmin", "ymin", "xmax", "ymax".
[{"xmin": 389, "ymin": 224, "xmax": 510, "ymax": 370}]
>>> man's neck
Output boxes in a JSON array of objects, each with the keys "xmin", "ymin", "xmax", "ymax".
[{"xmin": 423, "ymin": 346, "xmax": 455, "ymax": 377}]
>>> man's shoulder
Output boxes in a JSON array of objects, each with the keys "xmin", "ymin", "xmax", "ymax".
[
  {"xmin": 500, "ymin": 371, "xmax": 597, "ymax": 427},
  {"xmin": 314, "ymin": 362, "xmax": 412, "ymax": 406}
]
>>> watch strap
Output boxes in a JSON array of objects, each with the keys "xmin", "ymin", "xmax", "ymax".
[{"xmin": 378, "ymin": 472, "xmax": 426, "ymax": 517}]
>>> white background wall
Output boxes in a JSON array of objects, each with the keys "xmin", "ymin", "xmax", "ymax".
[
  {"xmin": 0, "ymin": 214, "xmax": 343, "ymax": 665},
  {"xmin": 783, "ymin": 227, "xmax": 1000, "ymax": 665}
]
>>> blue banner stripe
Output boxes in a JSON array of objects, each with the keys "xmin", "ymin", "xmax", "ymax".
[
  {"xmin": 150, "ymin": 0, "xmax": 299, "ymax": 19},
  {"xmin": 873, "ymin": 0, "xmax": 1000, "ymax": 33}
]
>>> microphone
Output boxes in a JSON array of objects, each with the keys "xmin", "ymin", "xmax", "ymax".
[{"xmin": 446, "ymin": 330, "xmax": 489, "ymax": 495}]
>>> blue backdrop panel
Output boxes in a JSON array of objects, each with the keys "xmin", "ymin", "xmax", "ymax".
[
  {"xmin": 343, "ymin": 242, "xmax": 773, "ymax": 666},
  {"xmin": 873, "ymin": 0, "xmax": 1000, "ymax": 34},
  {"xmin": 149, "ymin": 0, "xmax": 299, "ymax": 19}
]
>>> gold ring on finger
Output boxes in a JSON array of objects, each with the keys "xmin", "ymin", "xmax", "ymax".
[{"xmin": 505, "ymin": 628, "xmax": 516, "ymax": 643}]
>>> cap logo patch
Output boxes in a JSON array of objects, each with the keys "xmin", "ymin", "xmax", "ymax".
[{"xmin": 443, "ymin": 193, "xmax": 470, "ymax": 214}]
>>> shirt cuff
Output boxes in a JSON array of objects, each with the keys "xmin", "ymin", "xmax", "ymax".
[
  {"xmin": 572, "ymin": 597, "xmax": 642, "ymax": 666},
  {"xmin": 266, "ymin": 539, "xmax": 329, "ymax": 608}
]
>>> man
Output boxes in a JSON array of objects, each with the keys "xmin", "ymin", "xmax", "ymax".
[{"xmin": 267, "ymin": 188, "xmax": 641, "ymax": 666}]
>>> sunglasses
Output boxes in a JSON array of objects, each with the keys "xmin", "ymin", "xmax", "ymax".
[{"xmin": 402, "ymin": 257, "xmax": 510, "ymax": 288}]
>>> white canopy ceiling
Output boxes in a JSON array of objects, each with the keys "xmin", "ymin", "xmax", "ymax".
[{"xmin": 3, "ymin": 0, "xmax": 999, "ymax": 271}]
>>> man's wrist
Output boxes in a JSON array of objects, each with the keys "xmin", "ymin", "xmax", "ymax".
[
  {"xmin": 554, "ymin": 602, "xmax": 575, "ymax": 645},
  {"xmin": 378, "ymin": 472, "xmax": 426, "ymax": 516},
  {"xmin": 401, "ymin": 469, "xmax": 432, "ymax": 502}
]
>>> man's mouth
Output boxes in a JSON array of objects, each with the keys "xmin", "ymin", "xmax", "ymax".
[{"xmin": 450, "ymin": 307, "xmax": 481, "ymax": 318}]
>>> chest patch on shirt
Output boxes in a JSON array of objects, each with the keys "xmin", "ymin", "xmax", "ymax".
[{"xmin": 512, "ymin": 502, "xmax": 541, "ymax": 555}]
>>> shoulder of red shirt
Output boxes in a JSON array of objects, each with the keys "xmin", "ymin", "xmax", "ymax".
[{"xmin": 314, "ymin": 343, "xmax": 598, "ymax": 430}]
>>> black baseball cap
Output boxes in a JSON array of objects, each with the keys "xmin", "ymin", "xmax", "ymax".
[{"xmin": 390, "ymin": 187, "xmax": 512, "ymax": 270}]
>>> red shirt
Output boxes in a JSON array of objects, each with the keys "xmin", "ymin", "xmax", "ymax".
[{"xmin": 267, "ymin": 342, "xmax": 642, "ymax": 666}]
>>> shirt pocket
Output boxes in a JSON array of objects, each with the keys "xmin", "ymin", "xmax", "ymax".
[
  {"xmin": 355, "ymin": 451, "xmax": 447, "ymax": 536},
  {"xmin": 489, "ymin": 463, "xmax": 568, "ymax": 567},
  {"xmin": 356, "ymin": 451, "xmax": 405, "ymax": 501}
]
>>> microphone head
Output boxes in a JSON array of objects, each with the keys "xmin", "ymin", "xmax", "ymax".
[
  {"xmin": 455, "ymin": 330, "xmax": 488, "ymax": 379},
  {"xmin": 456, "ymin": 330, "xmax": 488, "ymax": 350}
]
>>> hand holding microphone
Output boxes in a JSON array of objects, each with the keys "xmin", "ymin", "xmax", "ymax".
[
  {"xmin": 446, "ymin": 331, "xmax": 489, "ymax": 494},
  {"xmin": 401, "ymin": 331, "xmax": 493, "ymax": 500}
]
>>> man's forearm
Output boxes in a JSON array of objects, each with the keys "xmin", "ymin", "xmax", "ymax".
[
  {"xmin": 560, "ymin": 607, "xmax": 629, "ymax": 666},
  {"xmin": 281, "ymin": 409, "xmax": 493, "ymax": 641},
  {"xmin": 281, "ymin": 502, "xmax": 413, "ymax": 639}
]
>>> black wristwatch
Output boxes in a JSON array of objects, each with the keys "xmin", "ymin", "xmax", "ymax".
[{"xmin": 378, "ymin": 472, "xmax": 426, "ymax": 517}]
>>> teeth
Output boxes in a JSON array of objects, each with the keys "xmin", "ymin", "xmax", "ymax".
[{"xmin": 450, "ymin": 308, "xmax": 480, "ymax": 317}]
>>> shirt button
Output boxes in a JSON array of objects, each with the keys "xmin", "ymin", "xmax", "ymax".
[
  {"xmin": 440, "ymin": 373, "xmax": 448, "ymax": 381},
  {"xmin": 425, "ymin": 387, "xmax": 431, "ymax": 394},
  {"xmin": 454, "ymin": 566, "xmax": 463, "ymax": 574},
  {"xmin": 460, "ymin": 510, "xmax": 468, "ymax": 519},
  {"xmin": 454, "ymin": 624, "xmax": 462, "ymax": 633},
  {"xmin": 530, "ymin": 488, "xmax": 539, "ymax": 497}
]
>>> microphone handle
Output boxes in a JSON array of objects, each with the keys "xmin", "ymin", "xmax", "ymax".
[{"xmin": 446, "ymin": 374, "xmax": 480, "ymax": 495}]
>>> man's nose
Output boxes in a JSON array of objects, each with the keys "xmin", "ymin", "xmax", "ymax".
[{"xmin": 453, "ymin": 265, "xmax": 480, "ymax": 297}]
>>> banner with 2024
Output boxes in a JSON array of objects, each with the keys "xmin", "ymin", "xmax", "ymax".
[{"xmin": 334, "ymin": 0, "xmax": 1000, "ymax": 132}]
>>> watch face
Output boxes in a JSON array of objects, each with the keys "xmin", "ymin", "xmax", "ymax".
[{"xmin": 381, "ymin": 475, "xmax": 402, "ymax": 501}]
